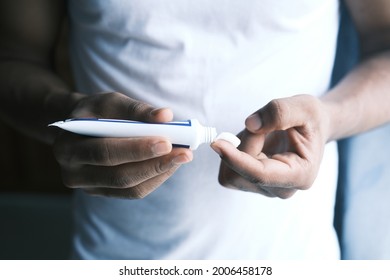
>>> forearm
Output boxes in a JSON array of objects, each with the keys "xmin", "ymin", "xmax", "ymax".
[
  {"xmin": 322, "ymin": 50, "xmax": 390, "ymax": 141},
  {"xmin": 0, "ymin": 59, "xmax": 83, "ymax": 144}
]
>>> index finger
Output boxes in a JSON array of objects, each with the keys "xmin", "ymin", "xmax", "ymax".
[{"xmin": 53, "ymin": 132, "xmax": 173, "ymax": 166}]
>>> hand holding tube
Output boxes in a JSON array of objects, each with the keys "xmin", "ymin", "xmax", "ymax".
[{"xmin": 51, "ymin": 92, "xmax": 193, "ymax": 199}]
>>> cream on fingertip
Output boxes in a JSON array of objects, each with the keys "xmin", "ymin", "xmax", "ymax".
[{"xmin": 214, "ymin": 132, "xmax": 241, "ymax": 148}]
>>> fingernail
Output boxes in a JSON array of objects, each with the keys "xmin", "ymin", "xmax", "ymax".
[
  {"xmin": 152, "ymin": 141, "xmax": 172, "ymax": 156},
  {"xmin": 172, "ymin": 154, "xmax": 191, "ymax": 165},
  {"xmin": 150, "ymin": 108, "xmax": 174, "ymax": 122},
  {"xmin": 150, "ymin": 108, "xmax": 162, "ymax": 117},
  {"xmin": 246, "ymin": 114, "xmax": 262, "ymax": 131}
]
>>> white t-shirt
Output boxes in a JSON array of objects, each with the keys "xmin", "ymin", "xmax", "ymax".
[{"xmin": 68, "ymin": 0, "xmax": 340, "ymax": 259}]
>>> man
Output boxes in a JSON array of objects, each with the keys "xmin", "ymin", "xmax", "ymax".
[{"xmin": 0, "ymin": 0, "xmax": 389, "ymax": 259}]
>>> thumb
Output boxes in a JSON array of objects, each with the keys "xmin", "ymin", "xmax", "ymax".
[
  {"xmin": 72, "ymin": 92, "xmax": 173, "ymax": 123},
  {"xmin": 140, "ymin": 107, "xmax": 174, "ymax": 123},
  {"xmin": 122, "ymin": 96, "xmax": 173, "ymax": 123}
]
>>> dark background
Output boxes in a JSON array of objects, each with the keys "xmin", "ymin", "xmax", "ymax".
[{"xmin": 0, "ymin": 120, "xmax": 72, "ymax": 259}]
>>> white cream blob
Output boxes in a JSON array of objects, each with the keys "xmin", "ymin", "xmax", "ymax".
[{"xmin": 214, "ymin": 132, "xmax": 241, "ymax": 148}]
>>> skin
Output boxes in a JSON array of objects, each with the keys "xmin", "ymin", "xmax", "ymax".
[
  {"xmin": 53, "ymin": 94, "xmax": 193, "ymax": 199},
  {"xmin": 0, "ymin": 0, "xmax": 193, "ymax": 199},
  {"xmin": 211, "ymin": 0, "xmax": 390, "ymax": 198},
  {"xmin": 1, "ymin": 0, "xmax": 389, "ymax": 199}
]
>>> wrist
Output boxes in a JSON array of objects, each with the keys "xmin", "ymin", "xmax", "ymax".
[
  {"xmin": 319, "ymin": 98, "xmax": 338, "ymax": 142},
  {"xmin": 320, "ymin": 91, "xmax": 362, "ymax": 142}
]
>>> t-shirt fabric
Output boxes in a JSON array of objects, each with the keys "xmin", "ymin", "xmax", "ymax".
[{"xmin": 68, "ymin": 0, "xmax": 340, "ymax": 259}]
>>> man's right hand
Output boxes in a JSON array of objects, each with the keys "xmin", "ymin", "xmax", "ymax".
[{"xmin": 52, "ymin": 92, "xmax": 193, "ymax": 199}]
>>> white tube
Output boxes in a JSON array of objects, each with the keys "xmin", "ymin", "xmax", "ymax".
[{"xmin": 49, "ymin": 118, "xmax": 217, "ymax": 150}]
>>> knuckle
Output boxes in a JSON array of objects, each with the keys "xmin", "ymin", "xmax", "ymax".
[
  {"xmin": 297, "ymin": 183, "xmax": 312, "ymax": 191},
  {"xmin": 127, "ymin": 101, "xmax": 151, "ymax": 120},
  {"xmin": 75, "ymin": 92, "xmax": 123, "ymax": 118},
  {"xmin": 86, "ymin": 92, "xmax": 110, "ymax": 113},
  {"xmin": 94, "ymin": 139, "xmax": 149, "ymax": 166},
  {"xmin": 61, "ymin": 171, "xmax": 78, "ymax": 189},
  {"xmin": 296, "ymin": 164, "xmax": 316, "ymax": 191},
  {"xmin": 218, "ymin": 176, "xmax": 228, "ymax": 187},
  {"xmin": 99, "ymin": 91, "xmax": 120, "ymax": 105},
  {"xmin": 217, "ymin": 168, "xmax": 229, "ymax": 187},
  {"xmin": 52, "ymin": 148, "xmax": 66, "ymax": 165},
  {"xmin": 218, "ymin": 168, "xmax": 239, "ymax": 188},
  {"xmin": 63, "ymin": 180, "xmax": 77, "ymax": 189},
  {"xmin": 111, "ymin": 171, "xmax": 135, "ymax": 188},
  {"xmin": 153, "ymin": 159, "xmax": 170, "ymax": 175},
  {"xmin": 94, "ymin": 141, "xmax": 115, "ymax": 165},
  {"xmin": 129, "ymin": 139, "xmax": 157, "ymax": 161},
  {"xmin": 78, "ymin": 140, "xmax": 121, "ymax": 166},
  {"xmin": 52, "ymin": 140, "xmax": 70, "ymax": 165},
  {"xmin": 111, "ymin": 167, "xmax": 154, "ymax": 189},
  {"xmin": 109, "ymin": 160, "xmax": 169, "ymax": 189},
  {"xmin": 249, "ymin": 176, "xmax": 267, "ymax": 186},
  {"xmin": 276, "ymin": 189, "xmax": 297, "ymax": 199},
  {"xmin": 128, "ymin": 188, "xmax": 150, "ymax": 199},
  {"xmin": 266, "ymin": 99, "xmax": 288, "ymax": 129}
]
